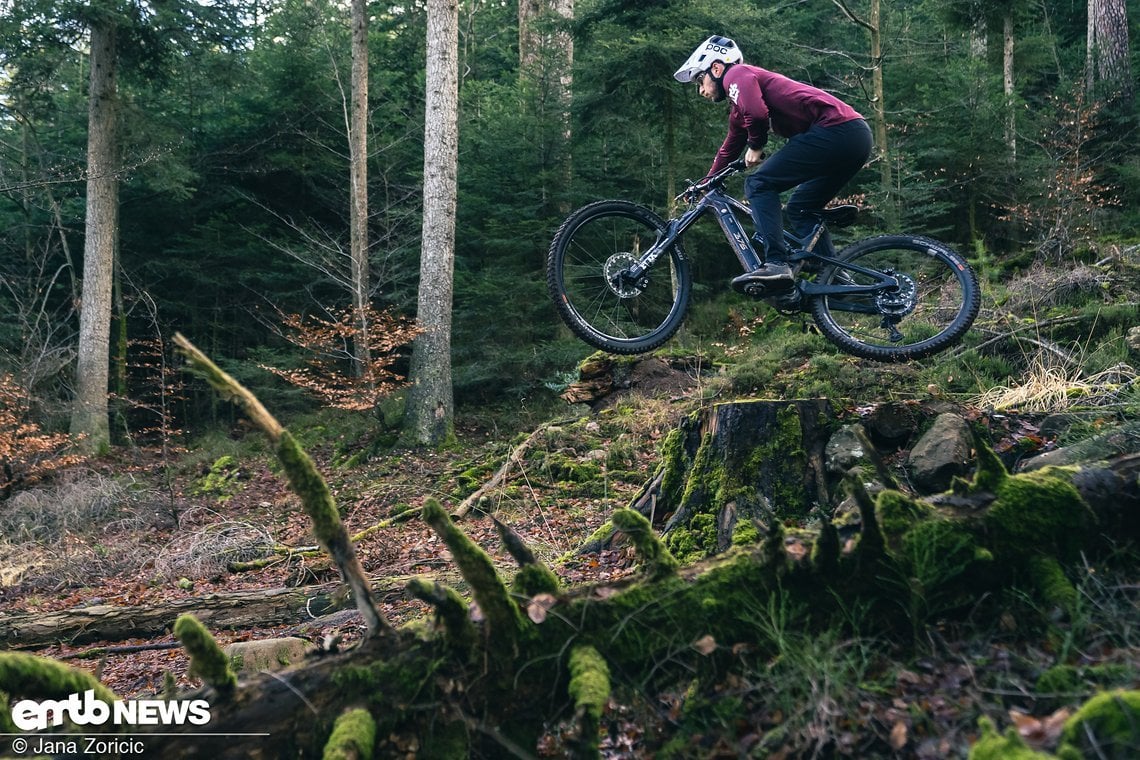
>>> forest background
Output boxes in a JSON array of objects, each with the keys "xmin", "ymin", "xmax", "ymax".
[{"xmin": 0, "ymin": 0, "xmax": 1137, "ymax": 448}]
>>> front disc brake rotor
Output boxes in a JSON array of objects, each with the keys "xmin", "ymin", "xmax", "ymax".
[{"xmin": 604, "ymin": 252, "xmax": 645, "ymax": 298}]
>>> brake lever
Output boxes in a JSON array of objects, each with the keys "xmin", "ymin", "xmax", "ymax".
[{"xmin": 675, "ymin": 179, "xmax": 709, "ymax": 204}]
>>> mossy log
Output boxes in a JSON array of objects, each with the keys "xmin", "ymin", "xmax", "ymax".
[
  {"xmin": 3, "ymin": 440, "xmax": 1138, "ymax": 757},
  {"xmin": 0, "ymin": 580, "xmax": 412, "ymax": 649}
]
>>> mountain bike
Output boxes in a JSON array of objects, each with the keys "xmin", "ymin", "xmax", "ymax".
[{"xmin": 546, "ymin": 159, "xmax": 980, "ymax": 361}]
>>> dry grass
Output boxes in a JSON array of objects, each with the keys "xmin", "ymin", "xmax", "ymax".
[
  {"xmin": 1002, "ymin": 262, "xmax": 1110, "ymax": 313},
  {"xmin": 153, "ymin": 520, "xmax": 278, "ymax": 580},
  {"xmin": 0, "ymin": 471, "xmax": 145, "ymax": 543},
  {"xmin": 972, "ymin": 360, "xmax": 1139, "ymax": 412}
]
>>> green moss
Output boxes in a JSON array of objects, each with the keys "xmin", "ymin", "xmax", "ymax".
[
  {"xmin": 984, "ymin": 467, "xmax": 1092, "ymax": 562},
  {"xmin": 731, "ymin": 519, "xmax": 761, "ymax": 546},
  {"xmin": 678, "ymin": 433, "xmax": 724, "ymax": 517},
  {"xmin": 663, "ymin": 527, "xmax": 702, "ymax": 565},
  {"xmin": 568, "ymin": 645, "xmax": 610, "ymax": 722},
  {"xmin": 1037, "ymin": 665, "xmax": 1082, "ymax": 696},
  {"xmin": 576, "ymin": 520, "xmax": 615, "ymax": 553},
  {"xmin": 875, "ymin": 490, "xmax": 935, "ymax": 543},
  {"xmin": 190, "ymin": 455, "xmax": 241, "ymax": 502},
  {"xmin": 1059, "ymin": 690, "xmax": 1140, "ymax": 759},
  {"xmin": 421, "ymin": 499, "xmax": 526, "ymax": 648},
  {"xmin": 334, "ymin": 655, "xmax": 438, "ymax": 711},
  {"xmin": 741, "ymin": 404, "xmax": 810, "ymax": 512},
  {"xmin": 1036, "ymin": 664, "xmax": 1136, "ymax": 713},
  {"xmin": 539, "ymin": 453, "xmax": 602, "ymax": 484},
  {"xmin": 0, "ymin": 652, "xmax": 119, "ymax": 709},
  {"xmin": 276, "ymin": 430, "xmax": 346, "ymax": 536},
  {"xmin": 323, "ymin": 708, "xmax": 376, "ymax": 760},
  {"xmin": 1027, "ymin": 555, "xmax": 1078, "ymax": 616},
  {"xmin": 970, "ymin": 433, "xmax": 1010, "ymax": 493},
  {"xmin": 968, "ymin": 716, "xmax": 1054, "ymax": 759},
  {"xmin": 513, "ymin": 564, "xmax": 560, "ymax": 597},
  {"xmin": 173, "ymin": 614, "xmax": 237, "ymax": 695},
  {"xmin": 405, "ymin": 577, "xmax": 473, "ymax": 650},
  {"xmin": 658, "ymin": 427, "xmax": 691, "ymax": 507},
  {"xmin": 612, "ymin": 509, "xmax": 680, "ymax": 579},
  {"xmin": 664, "ymin": 512, "xmax": 719, "ymax": 564}
]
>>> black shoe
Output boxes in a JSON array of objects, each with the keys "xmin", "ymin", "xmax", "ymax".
[{"xmin": 731, "ymin": 261, "xmax": 795, "ymax": 295}]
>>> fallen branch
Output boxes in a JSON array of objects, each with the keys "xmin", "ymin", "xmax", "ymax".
[
  {"xmin": 59, "ymin": 642, "xmax": 182, "ymax": 660},
  {"xmin": 174, "ymin": 333, "xmax": 391, "ymax": 638},
  {"xmin": 452, "ymin": 420, "xmax": 573, "ymax": 519}
]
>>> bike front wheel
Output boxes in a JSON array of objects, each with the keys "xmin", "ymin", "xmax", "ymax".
[
  {"xmin": 809, "ymin": 235, "xmax": 980, "ymax": 361},
  {"xmin": 547, "ymin": 200, "xmax": 692, "ymax": 355}
]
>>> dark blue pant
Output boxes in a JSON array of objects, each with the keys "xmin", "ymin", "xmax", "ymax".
[{"xmin": 744, "ymin": 118, "xmax": 873, "ymax": 259}]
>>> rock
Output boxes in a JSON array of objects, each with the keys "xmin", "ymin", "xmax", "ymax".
[
  {"xmin": 864, "ymin": 401, "xmax": 918, "ymax": 448},
  {"xmin": 825, "ymin": 424, "xmax": 868, "ymax": 475},
  {"xmin": 907, "ymin": 413, "xmax": 973, "ymax": 493},
  {"xmin": 1127, "ymin": 326, "xmax": 1140, "ymax": 352},
  {"xmin": 225, "ymin": 637, "xmax": 313, "ymax": 674}
]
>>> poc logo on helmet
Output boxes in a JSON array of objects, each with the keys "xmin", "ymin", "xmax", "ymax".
[{"xmin": 705, "ymin": 42, "xmax": 732, "ymax": 55}]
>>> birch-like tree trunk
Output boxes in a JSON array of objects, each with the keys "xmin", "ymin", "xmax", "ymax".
[
  {"xmin": 832, "ymin": 0, "xmax": 895, "ymax": 228},
  {"xmin": 1003, "ymin": 13, "xmax": 1016, "ymax": 160},
  {"xmin": 70, "ymin": 20, "xmax": 119, "ymax": 453},
  {"xmin": 1086, "ymin": 0, "xmax": 1133, "ymax": 101},
  {"xmin": 349, "ymin": 0, "xmax": 372, "ymax": 379},
  {"xmin": 403, "ymin": 0, "xmax": 458, "ymax": 446}
]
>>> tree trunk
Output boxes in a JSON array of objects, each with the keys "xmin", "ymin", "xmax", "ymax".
[
  {"xmin": 832, "ymin": 0, "xmax": 895, "ymax": 227},
  {"xmin": 0, "ymin": 583, "xmax": 392, "ymax": 649},
  {"xmin": 868, "ymin": 0, "xmax": 894, "ymax": 227},
  {"xmin": 518, "ymin": 0, "xmax": 574, "ymax": 210},
  {"xmin": 71, "ymin": 20, "xmax": 119, "ymax": 453},
  {"xmin": 1086, "ymin": 0, "xmax": 1133, "ymax": 102},
  {"xmin": 403, "ymin": 0, "xmax": 459, "ymax": 447},
  {"xmin": 349, "ymin": 0, "xmax": 372, "ymax": 380},
  {"xmin": 518, "ymin": 0, "xmax": 540, "ymax": 70},
  {"xmin": 1003, "ymin": 12, "xmax": 1016, "ymax": 160}
]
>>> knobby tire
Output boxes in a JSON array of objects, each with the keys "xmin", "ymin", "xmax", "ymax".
[
  {"xmin": 547, "ymin": 200, "xmax": 692, "ymax": 355},
  {"xmin": 809, "ymin": 234, "xmax": 980, "ymax": 361}
]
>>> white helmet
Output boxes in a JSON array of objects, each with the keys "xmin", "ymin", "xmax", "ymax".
[{"xmin": 673, "ymin": 35, "xmax": 743, "ymax": 83}]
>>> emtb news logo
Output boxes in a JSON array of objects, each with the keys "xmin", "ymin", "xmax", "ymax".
[{"xmin": 10, "ymin": 690, "xmax": 211, "ymax": 730}]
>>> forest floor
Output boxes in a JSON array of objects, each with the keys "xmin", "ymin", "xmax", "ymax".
[{"xmin": 2, "ymin": 370, "xmax": 1138, "ymax": 758}]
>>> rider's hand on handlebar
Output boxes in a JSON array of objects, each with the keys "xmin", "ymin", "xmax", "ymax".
[{"xmin": 678, "ymin": 178, "xmax": 711, "ymax": 204}]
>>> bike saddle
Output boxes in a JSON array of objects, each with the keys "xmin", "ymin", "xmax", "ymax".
[{"xmin": 804, "ymin": 205, "xmax": 860, "ymax": 228}]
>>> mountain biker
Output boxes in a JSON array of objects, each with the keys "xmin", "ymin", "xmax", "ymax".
[{"xmin": 674, "ymin": 35, "xmax": 873, "ymax": 292}]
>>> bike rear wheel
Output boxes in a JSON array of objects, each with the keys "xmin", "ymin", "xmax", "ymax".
[
  {"xmin": 809, "ymin": 235, "xmax": 980, "ymax": 361},
  {"xmin": 547, "ymin": 200, "xmax": 691, "ymax": 354}
]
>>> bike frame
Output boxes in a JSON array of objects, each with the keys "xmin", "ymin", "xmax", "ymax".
[{"xmin": 617, "ymin": 180, "xmax": 899, "ymax": 308}]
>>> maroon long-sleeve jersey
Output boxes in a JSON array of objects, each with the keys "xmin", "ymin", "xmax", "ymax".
[{"xmin": 707, "ymin": 63, "xmax": 863, "ymax": 176}]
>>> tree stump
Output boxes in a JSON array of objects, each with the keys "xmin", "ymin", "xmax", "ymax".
[{"xmin": 630, "ymin": 399, "xmax": 838, "ymax": 561}]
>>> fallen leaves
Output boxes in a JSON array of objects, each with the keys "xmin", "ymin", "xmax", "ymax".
[{"xmin": 1009, "ymin": 707, "xmax": 1071, "ymax": 750}]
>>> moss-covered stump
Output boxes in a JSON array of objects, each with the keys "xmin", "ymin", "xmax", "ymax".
[{"xmin": 640, "ymin": 399, "xmax": 838, "ymax": 562}]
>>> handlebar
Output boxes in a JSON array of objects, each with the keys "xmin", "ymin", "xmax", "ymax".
[{"xmin": 676, "ymin": 158, "xmax": 748, "ymax": 204}]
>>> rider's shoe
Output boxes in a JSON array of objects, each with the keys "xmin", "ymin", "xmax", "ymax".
[{"xmin": 731, "ymin": 260, "xmax": 795, "ymax": 295}]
